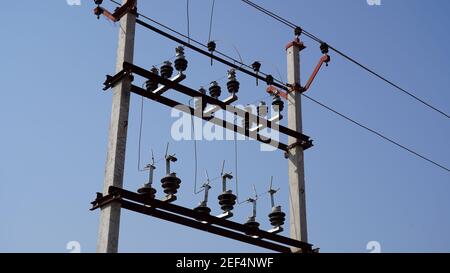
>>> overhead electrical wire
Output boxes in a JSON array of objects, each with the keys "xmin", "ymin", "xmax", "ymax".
[
  {"xmin": 137, "ymin": 17, "xmax": 450, "ymax": 173},
  {"xmin": 186, "ymin": 0, "xmax": 200, "ymax": 194},
  {"xmin": 241, "ymin": 0, "xmax": 450, "ymax": 120},
  {"xmin": 186, "ymin": 0, "xmax": 191, "ymax": 44},
  {"xmin": 302, "ymin": 94, "xmax": 450, "ymax": 173},
  {"xmin": 109, "ymin": 0, "xmax": 286, "ymax": 86},
  {"xmin": 208, "ymin": 0, "xmax": 216, "ymax": 43},
  {"xmin": 109, "ymin": 0, "xmax": 449, "ymax": 173}
]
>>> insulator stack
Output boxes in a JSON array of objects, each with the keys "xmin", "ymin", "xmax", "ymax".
[
  {"xmin": 94, "ymin": 1, "xmax": 103, "ymax": 19},
  {"xmin": 320, "ymin": 42, "xmax": 329, "ymax": 54},
  {"xmin": 244, "ymin": 216, "xmax": 260, "ymax": 235},
  {"xmin": 209, "ymin": 81, "xmax": 221, "ymax": 99},
  {"xmin": 252, "ymin": 61, "xmax": 261, "ymax": 72},
  {"xmin": 268, "ymin": 206, "xmax": 286, "ymax": 228},
  {"xmin": 294, "ymin": 26, "xmax": 303, "ymax": 37},
  {"xmin": 161, "ymin": 173, "xmax": 181, "ymax": 196},
  {"xmin": 217, "ymin": 171, "xmax": 236, "ymax": 215},
  {"xmin": 160, "ymin": 61, "xmax": 174, "ymax": 79},
  {"xmin": 218, "ymin": 190, "xmax": 237, "ymax": 212},
  {"xmin": 160, "ymin": 153, "xmax": 181, "ymax": 201},
  {"xmin": 267, "ymin": 177, "xmax": 285, "ymax": 232},
  {"xmin": 207, "ymin": 41, "xmax": 216, "ymax": 53},
  {"xmin": 252, "ymin": 61, "xmax": 261, "ymax": 86},
  {"xmin": 193, "ymin": 204, "xmax": 211, "ymax": 215},
  {"xmin": 145, "ymin": 67, "xmax": 159, "ymax": 92},
  {"xmin": 194, "ymin": 183, "xmax": 212, "ymax": 217},
  {"xmin": 265, "ymin": 75, "xmax": 274, "ymax": 86},
  {"xmin": 272, "ymin": 95, "xmax": 284, "ymax": 112},
  {"xmin": 226, "ymin": 69, "xmax": 240, "ymax": 94},
  {"xmin": 207, "ymin": 41, "xmax": 216, "ymax": 66},
  {"xmin": 320, "ymin": 43, "xmax": 331, "ymax": 66},
  {"xmin": 198, "ymin": 87, "xmax": 206, "ymax": 95},
  {"xmin": 137, "ymin": 185, "xmax": 156, "ymax": 199},
  {"xmin": 174, "ymin": 46, "xmax": 188, "ymax": 72}
]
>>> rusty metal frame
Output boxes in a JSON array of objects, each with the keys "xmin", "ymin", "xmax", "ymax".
[
  {"xmin": 129, "ymin": 84, "xmax": 289, "ymax": 151},
  {"xmin": 102, "ymin": 62, "xmax": 313, "ymax": 152},
  {"xmin": 91, "ymin": 186, "xmax": 313, "ymax": 253}
]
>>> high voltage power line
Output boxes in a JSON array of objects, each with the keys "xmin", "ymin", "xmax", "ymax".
[
  {"xmin": 241, "ymin": 0, "xmax": 450, "ymax": 120},
  {"xmin": 109, "ymin": 0, "xmax": 449, "ymax": 173}
]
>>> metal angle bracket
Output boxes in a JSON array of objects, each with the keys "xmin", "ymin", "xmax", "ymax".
[
  {"xmin": 284, "ymin": 140, "xmax": 314, "ymax": 158},
  {"xmin": 93, "ymin": 0, "xmax": 137, "ymax": 22},
  {"xmin": 103, "ymin": 69, "xmax": 134, "ymax": 91},
  {"xmin": 90, "ymin": 192, "xmax": 121, "ymax": 210}
]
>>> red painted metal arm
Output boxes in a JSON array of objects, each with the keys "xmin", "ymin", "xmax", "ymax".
[
  {"xmin": 93, "ymin": 0, "xmax": 136, "ymax": 22},
  {"xmin": 266, "ymin": 54, "xmax": 330, "ymax": 98},
  {"xmin": 303, "ymin": 54, "xmax": 330, "ymax": 92},
  {"xmin": 267, "ymin": 85, "xmax": 288, "ymax": 99},
  {"xmin": 94, "ymin": 6, "xmax": 116, "ymax": 21}
]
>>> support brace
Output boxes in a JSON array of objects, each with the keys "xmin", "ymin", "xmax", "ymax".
[{"xmin": 266, "ymin": 54, "xmax": 330, "ymax": 98}]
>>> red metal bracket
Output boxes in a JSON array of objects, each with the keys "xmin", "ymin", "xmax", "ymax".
[
  {"xmin": 94, "ymin": 0, "xmax": 137, "ymax": 22},
  {"xmin": 285, "ymin": 38, "xmax": 306, "ymax": 51},
  {"xmin": 266, "ymin": 54, "xmax": 330, "ymax": 98},
  {"xmin": 303, "ymin": 54, "xmax": 330, "ymax": 92},
  {"xmin": 267, "ymin": 85, "xmax": 288, "ymax": 99}
]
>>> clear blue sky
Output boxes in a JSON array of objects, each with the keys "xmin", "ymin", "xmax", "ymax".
[{"xmin": 1, "ymin": 0, "xmax": 449, "ymax": 253}]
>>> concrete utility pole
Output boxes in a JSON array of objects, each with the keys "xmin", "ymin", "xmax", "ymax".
[
  {"xmin": 286, "ymin": 37, "xmax": 308, "ymax": 251},
  {"xmin": 97, "ymin": 0, "xmax": 137, "ymax": 253}
]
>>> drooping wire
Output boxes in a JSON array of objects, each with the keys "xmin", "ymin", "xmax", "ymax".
[
  {"xmin": 188, "ymin": 99, "xmax": 201, "ymax": 194},
  {"xmin": 186, "ymin": 0, "xmax": 191, "ymax": 44},
  {"xmin": 107, "ymin": 0, "xmax": 287, "ymax": 87},
  {"xmin": 239, "ymin": 0, "xmax": 450, "ymax": 172},
  {"xmin": 136, "ymin": 56, "xmax": 177, "ymax": 172},
  {"xmin": 214, "ymin": 39, "xmax": 245, "ymax": 68},
  {"xmin": 238, "ymin": 184, "xmax": 258, "ymax": 206},
  {"xmin": 328, "ymin": 45, "xmax": 450, "ymax": 120},
  {"xmin": 109, "ymin": 0, "xmax": 450, "ymax": 174},
  {"xmin": 208, "ymin": 0, "xmax": 216, "ymax": 43},
  {"xmin": 137, "ymin": 95, "xmax": 146, "ymax": 172},
  {"xmin": 241, "ymin": 0, "xmax": 450, "ymax": 119},
  {"xmin": 234, "ymin": 116, "xmax": 240, "ymax": 202},
  {"xmin": 302, "ymin": 94, "xmax": 450, "ymax": 173},
  {"xmin": 117, "ymin": 4, "xmax": 287, "ymax": 85},
  {"xmin": 137, "ymin": 90, "xmax": 165, "ymax": 172},
  {"xmin": 231, "ymin": 45, "xmax": 244, "ymax": 68}
]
